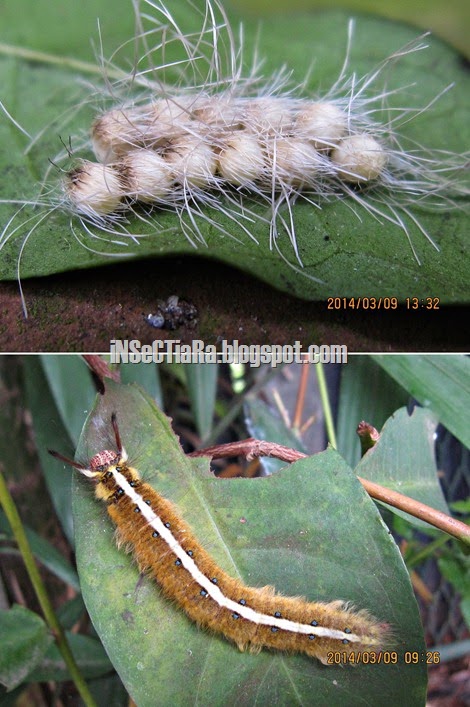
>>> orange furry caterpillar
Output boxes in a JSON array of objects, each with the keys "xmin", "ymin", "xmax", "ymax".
[{"xmin": 49, "ymin": 414, "xmax": 389, "ymax": 663}]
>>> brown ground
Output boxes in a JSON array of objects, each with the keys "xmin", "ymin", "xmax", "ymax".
[
  {"xmin": 427, "ymin": 657, "xmax": 470, "ymax": 706},
  {"xmin": 1, "ymin": 256, "xmax": 467, "ymax": 352}
]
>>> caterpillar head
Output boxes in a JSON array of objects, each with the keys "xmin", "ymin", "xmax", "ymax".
[{"xmin": 48, "ymin": 412, "xmax": 127, "ymax": 479}]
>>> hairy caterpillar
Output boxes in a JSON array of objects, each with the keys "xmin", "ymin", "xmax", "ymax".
[
  {"xmin": 49, "ymin": 413, "xmax": 389, "ymax": 663},
  {"xmin": 1, "ymin": 0, "xmax": 468, "ymax": 315}
]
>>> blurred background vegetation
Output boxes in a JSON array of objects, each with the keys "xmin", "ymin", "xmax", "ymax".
[
  {"xmin": 4, "ymin": 0, "xmax": 469, "ymax": 60},
  {"xmin": 233, "ymin": 0, "xmax": 470, "ymax": 58}
]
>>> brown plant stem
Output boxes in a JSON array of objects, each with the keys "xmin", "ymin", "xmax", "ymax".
[
  {"xmin": 83, "ymin": 355, "xmax": 120, "ymax": 388},
  {"xmin": 292, "ymin": 361, "xmax": 310, "ymax": 431},
  {"xmin": 189, "ymin": 438, "xmax": 470, "ymax": 544}
]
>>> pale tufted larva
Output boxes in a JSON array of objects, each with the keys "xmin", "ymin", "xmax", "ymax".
[{"xmin": 1, "ymin": 0, "xmax": 468, "ymax": 316}]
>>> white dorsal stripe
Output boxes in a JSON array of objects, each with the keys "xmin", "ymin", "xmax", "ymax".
[{"xmin": 112, "ymin": 468, "xmax": 363, "ymax": 643}]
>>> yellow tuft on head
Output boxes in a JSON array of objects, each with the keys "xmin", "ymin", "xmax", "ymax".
[
  {"xmin": 94, "ymin": 462, "xmax": 141, "ymax": 502},
  {"xmin": 94, "ymin": 475, "xmax": 117, "ymax": 501}
]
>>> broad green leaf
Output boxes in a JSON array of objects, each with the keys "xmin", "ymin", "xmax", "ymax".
[
  {"xmin": 1, "ymin": 2, "xmax": 468, "ymax": 302},
  {"xmin": 372, "ymin": 355, "xmax": 470, "ymax": 448},
  {"xmin": 27, "ymin": 633, "xmax": 113, "ymax": 683},
  {"xmin": 87, "ymin": 673, "xmax": 130, "ymax": 707},
  {"xmin": 336, "ymin": 357, "xmax": 411, "ymax": 467},
  {"xmin": 120, "ymin": 362, "xmax": 163, "ymax": 408},
  {"xmin": 73, "ymin": 381, "xmax": 426, "ymax": 706},
  {"xmin": 184, "ymin": 363, "xmax": 218, "ymax": 440},
  {"xmin": 56, "ymin": 595, "xmax": 87, "ymax": 630},
  {"xmin": 437, "ymin": 554, "xmax": 470, "ymax": 598},
  {"xmin": 40, "ymin": 355, "xmax": 96, "ymax": 442},
  {"xmin": 23, "ymin": 357, "xmax": 91, "ymax": 543},
  {"xmin": 0, "ymin": 510, "xmax": 80, "ymax": 590},
  {"xmin": 355, "ymin": 406, "xmax": 449, "ymax": 528},
  {"xmin": 0, "ymin": 605, "xmax": 53, "ymax": 691},
  {"xmin": 461, "ymin": 600, "xmax": 470, "ymax": 631},
  {"xmin": 235, "ymin": 0, "xmax": 470, "ymax": 60}
]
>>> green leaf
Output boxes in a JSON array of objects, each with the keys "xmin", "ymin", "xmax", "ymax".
[
  {"xmin": 27, "ymin": 632, "xmax": 113, "ymax": 683},
  {"xmin": 40, "ymin": 355, "xmax": 96, "ymax": 441},
  {"xmin": 0, "ymin": 510, "xmax": 80, "ymax": 590},
  {"xmin": 23, "ymin": 357, "xmax": 93, "ymax": 543},
  {"xmin": 451, "ymin": 499, "xmax": 470, "ymax": 514},
  {"xmin": 184, "ymin": 363, "xmax": 218, "ymax": 440},
  {"xmin": 336, "ymin": 357, "xmax": 411, "ymax": 467},
  {"xmin": 73, "ymin": 381, "xmax": 426, "ymax": 706},
  {"xmin": 1, "ymin": 3, "xmax": 468, "ymax": 302},
  {"xmin": 56, "ymin": 595, "xmax": 87, "ymax": 630},
  {"xmin": 372, "ymin": 355, "xmax": 470, "ymax": 448},
  {"xmin": 355, "ymin": 406, "xmax": 449, "ymax": 528},
  {"xmin": 437, "ymin": 554, "xmax": 470, "ymax": 597},
  {"xmin": 0, "ymin": 605, "xmax": 53, "ymax": 691},
  {"xmin": 461, "ymin": 598, "xmax": 470, "ymax": 630},
  {"xmin": 236, "ymin": 0, "xmax": 470, "ymax": 60},
  {"xmin": 87, "ymin": 673, "xmax": 129, "ymax": 707},
  {"xmin": 120, "ymin": 362, "xmax": 163, "ymax": 408}
]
